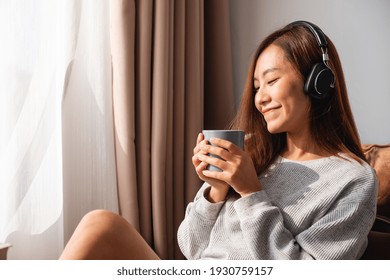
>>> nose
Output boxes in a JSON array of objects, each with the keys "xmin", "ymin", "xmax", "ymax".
[{"xmin": 254, "ymin": 89, "xmax": 271, "ymax": 111}]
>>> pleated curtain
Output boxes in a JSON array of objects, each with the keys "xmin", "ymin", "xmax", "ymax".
[
  {"xmin": 110, "ymin": 0, "xmax": 234, "ymax": 259},
  {"xmin": 0, "ymin": 0, "xmax": 234, "ymax": 259}
]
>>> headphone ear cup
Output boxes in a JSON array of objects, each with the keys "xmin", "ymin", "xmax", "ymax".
[{"xmin": 304, "ymin": 63, "xmax": 334, "ymax": 99}]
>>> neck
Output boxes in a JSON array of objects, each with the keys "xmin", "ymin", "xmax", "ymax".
[{"xmin": 282, "ymin": 129, "xmax": 331, "ymax": 161}]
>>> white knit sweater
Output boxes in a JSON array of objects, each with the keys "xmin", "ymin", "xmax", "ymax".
[{"xmin": 177, "ymin": 155, "xmax": 378, "ymax": 260}]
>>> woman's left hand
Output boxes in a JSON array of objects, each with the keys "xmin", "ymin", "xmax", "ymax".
[{"xmin": 198, "ymin": 137, "xmax": 262, "ymax": 197}]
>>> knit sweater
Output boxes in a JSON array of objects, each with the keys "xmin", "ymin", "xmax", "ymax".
[{"xmin": 177, "ymin": 154, "xmax": 378, "ymax": 260}]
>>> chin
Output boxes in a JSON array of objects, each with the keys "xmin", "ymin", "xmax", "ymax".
[{"xmin": 266, "ymin": 124, "xmax": 284, "ymax": 134}]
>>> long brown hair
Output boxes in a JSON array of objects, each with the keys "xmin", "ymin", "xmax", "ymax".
[{"xmin": 230, "ymin": 23, "xmax": 367, "ymax": 175}]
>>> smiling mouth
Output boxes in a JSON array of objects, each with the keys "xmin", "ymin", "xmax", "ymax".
[{"xmin": 262, "ymin": 107, "xmax": 279, "ymax": 115}]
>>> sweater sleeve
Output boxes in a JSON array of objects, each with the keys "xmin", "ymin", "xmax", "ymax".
[
  {"xmin": 234, "ymin": 168, "xmax": 378, "ymax": 260},
  {"xmin": 177, "ymin": 183, "xmax": 226, "ymax": 259}
]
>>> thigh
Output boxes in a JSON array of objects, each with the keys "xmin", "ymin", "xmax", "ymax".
[{"xmin": 60, "ymin": 210, "xmax": 160, "ymax": 260}]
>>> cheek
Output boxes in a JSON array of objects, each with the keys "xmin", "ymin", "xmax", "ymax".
[
  {"xmin": 284, "ymin": 98, "xmax": 311, "ymax": 128},
  {"xmin": 283, "ymin": 82, "xmax": 309, "ymax": 114},
  {"xmin": 283, "ymin": 97, "xmax": 306, "ymax": 117}
]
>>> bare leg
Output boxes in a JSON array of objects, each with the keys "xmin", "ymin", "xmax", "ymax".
[{"xmin": 59, "ymin": 210, "xmax": 160, "ymax": 260}]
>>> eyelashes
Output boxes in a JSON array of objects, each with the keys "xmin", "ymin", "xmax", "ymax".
[
  {"xmin": 252, "ymin": 78, "xmax": 279, "ymax": 94},
  {"xmin": 268, "ymin": 78, "xmax": 278, "ymax": 85}
]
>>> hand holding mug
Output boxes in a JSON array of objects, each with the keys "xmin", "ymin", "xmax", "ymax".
[
  {"xmin": 192, "ymin": 133, "xmax": 230, "ymax": 202},
  {"xmin": 193, "ymin": 130, "xmax": 262, "ymax": 200}
]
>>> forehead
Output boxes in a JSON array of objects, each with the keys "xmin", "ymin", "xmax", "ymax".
[{"xmin": 254, "ymin": 44, "xmax": 288, "ymax": 77}]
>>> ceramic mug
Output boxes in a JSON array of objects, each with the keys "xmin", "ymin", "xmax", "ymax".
[{"xmin": 202, "ymin": 130, "xmax": 245, "ymax": 172}]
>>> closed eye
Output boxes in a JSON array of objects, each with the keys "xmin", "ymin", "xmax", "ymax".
[{"xmin": 268, "ymin": 78, "xmax": 279, "ymax": 85}]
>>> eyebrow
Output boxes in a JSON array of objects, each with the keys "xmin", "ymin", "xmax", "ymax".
[
  {"xmin": 262, "ymin": 67, "xmax": 280, "ymax": 77},
  {"xmin": 253, "ymin": 67, "xmax": 280, "ymax": 83}
]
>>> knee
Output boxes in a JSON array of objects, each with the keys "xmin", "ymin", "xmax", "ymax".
[
  {"xmin": 77, "ymin": 210, "xmax": 131, "ymax": 236},
  {"xmin": 62, "ymin": 210, "xmax": 131, "ymax": 259},
  {"xmin": 81, "ymin": 209, "xmax": 120, "ymax": 224}
]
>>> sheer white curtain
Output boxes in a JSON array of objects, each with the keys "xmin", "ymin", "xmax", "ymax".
[{"xmin": 0, "ymin": 0, "xmax": 118, "ymax": 259}]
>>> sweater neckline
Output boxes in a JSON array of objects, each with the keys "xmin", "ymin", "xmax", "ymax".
[{"xmin": 277, "ymin": 154, "xmax": 338, "ymax": 164}]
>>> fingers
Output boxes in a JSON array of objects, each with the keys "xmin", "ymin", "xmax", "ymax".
[
  {"xmin": 199, "ymin": 138, "xmax": 242, "ymax": 162},
  {"xmin": 195, "ymin": 161, "xmax": 208, "ymax": 178},
  {"xmin": 197, "ymin": 153, "xmax": 227, "ymax": 172},
  {"xmin": 192, "ymin": 151, "xmax": 206, "ymax": 167},
  {"xmin": 209, "ymin": 137, "xmax": 242, "ymax": 153},
  {"xmin": 192, "ymin": 133, "xmax": 240, "ymax": 182},
  {"xmin": 192, "ymin": 133, "xmax": 261, "ymax": 197},
  {"xmin": 201, "ymin": 144, "xmax": 229, "ymax": 161},
  {"xmin": 192, "ymin": 133, "xmax": 209, "ymax": 172},
  {"xmin": 193, "ymin": 133, "xmax": 205, "ymax": 155},
  {"xmin": 197, "ymin": 133, "xmax": 204, "ymax": 145},
  {"xmin": 201, "ymin": 169, "xmax": 224, "ymax": 181}
]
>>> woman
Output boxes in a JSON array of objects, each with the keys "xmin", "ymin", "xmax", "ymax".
[
  {"xmin": 177, "ymin": 21, "xmax": 377, "ymax": 260},
  {"xmin": 60, "ymin": 21, "xmax": 377, "ymax": 260}
]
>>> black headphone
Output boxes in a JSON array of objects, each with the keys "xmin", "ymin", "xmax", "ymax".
[{"xmin": 288, "ymin": 21, "xmax": 335, "ymax": 99}]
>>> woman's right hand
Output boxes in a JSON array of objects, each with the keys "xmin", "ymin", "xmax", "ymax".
[{"xmin": 192, "ymin": 133, "xmax": 230, "ymax": 202}]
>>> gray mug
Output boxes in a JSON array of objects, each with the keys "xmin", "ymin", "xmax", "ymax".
[{"xmin": 202, "ymin": 130, "xmax": 245, "ymax": 172}]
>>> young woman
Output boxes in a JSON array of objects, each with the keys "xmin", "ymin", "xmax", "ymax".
[
  {"xmin": 60, "ymin": 21, "xmax": 377, "ymax": 260},
  {"xmin": 177, "ymin": 21, "xmax": 377, "ymax": 260}
]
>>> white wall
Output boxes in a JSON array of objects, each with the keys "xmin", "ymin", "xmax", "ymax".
[{"xmin": 229, "ymin": 0, "xmax": 390, "ymax": 144}]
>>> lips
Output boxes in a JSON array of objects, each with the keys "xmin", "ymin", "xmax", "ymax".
[{"xmin": 261, "ymin": 107, "xmax": 280, "ymax": 115}]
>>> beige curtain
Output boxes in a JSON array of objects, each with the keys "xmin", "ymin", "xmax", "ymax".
[
  {"xmin": 110, "ymin": 0, "xmax": 234, "ymax": 260},
  {"xmin": 204, "ymin": 0, "xmax": 235, "ymax": 129}
]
